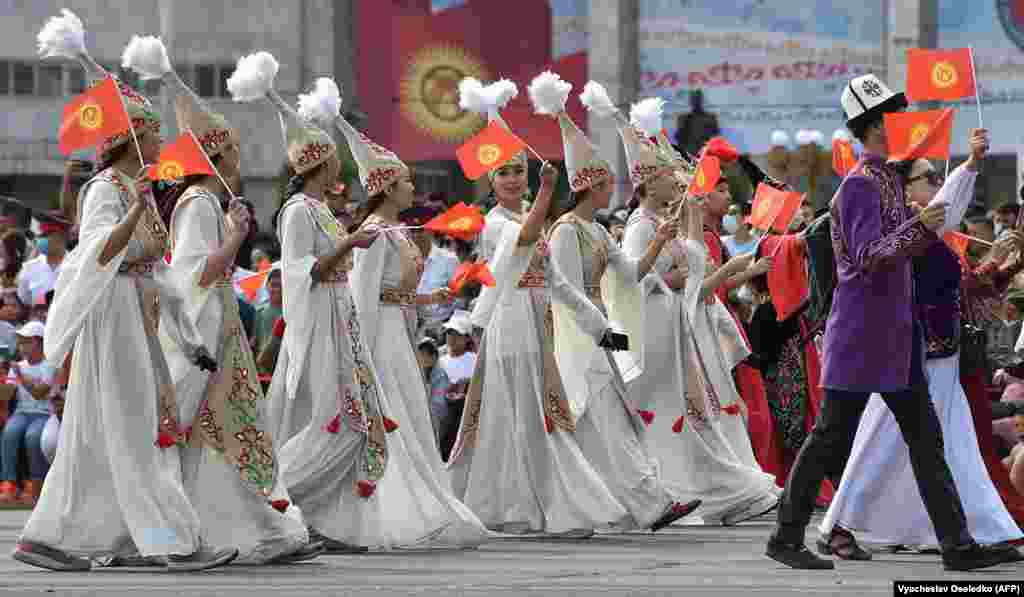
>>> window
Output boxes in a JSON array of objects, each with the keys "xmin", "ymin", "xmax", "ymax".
[
  {"xmin": 13, "ymin": 62, "xmax": 34, "ymax": 95},
  {"xmin": 195, "ymin": 64, "xmax": 216, "ymax": 98},
  {"xmin": 68, "ymin": 66, "xmax": 85, "ymax": 94},
  {"xmin": 218, "ymin": 65, "xmax": 234, "ymax": 98},
  {"xmin": 0, "ymin": 61, "xmax": 8, "ymax": 95},
  {"xmin": 37, "ymin": 65, "xmax": 63, "ymax": 96}
]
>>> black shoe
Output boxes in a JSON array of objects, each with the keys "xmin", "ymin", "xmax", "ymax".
[
  {"xmin": 815, "ymin": 527, "xmax": 872, "ymax": 561},
  {"xmin": 267, "ymin": 541, "xmax": 325, "ymax": 564},
  {"xmin": 986, "ymin": 545, "xmax": 1024, "ymax": 564},
  {"xmin": 650, "ymin": 500, "xmax": 701, "ymax": 533},
  {"xmin": 12, "ymin": 542, "xmax": 91, "ymax": 572},
  {"xmin": 943, "ymin": 543, "xmax": 1015, "ymax": 571},
  {"xmin": 766, "ymin": 538, "xmax": 835, "ymax": 570}
]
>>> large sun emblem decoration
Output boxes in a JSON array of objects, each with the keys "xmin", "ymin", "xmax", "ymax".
[{"xmin": 400, "ymin": 44, "xmax": 491, "ymax": 143}]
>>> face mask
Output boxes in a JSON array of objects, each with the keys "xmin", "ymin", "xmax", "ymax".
[
  {"xmin": 35, "ymin": 238, "xmax": 49, "ymax": 256},
  {"xmin": 722, "ymin": 214, "xmax": 739, "ymax": 235}
]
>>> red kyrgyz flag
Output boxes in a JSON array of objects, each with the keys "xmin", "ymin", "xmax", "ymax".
[
  {"xmin": 884, "ymin": 108, "xmax": 955, "ymax": 162},
  {"xmin": 686, "ymin": 155, "xmax": 721, "ymax": 197},
  {"xmin": 703, "ymin": 137, "xmax": 740, "ymax": 163},
  {"xmin": 832, "ymin": 139, "xmax": 858, "ymax": 177},
  {"xmin": 237, "ymin": 269, "xmax": 271, "ymax": 302},
  {"xmin": 148, "ymin": 132, "xmax": 215, "ymax": 181},
  {"xmin": 456, "ymin": 121, "xmax": 527, "ymax": 180},
  {"xmin": 906, "ymin": 48, "xmax": 976, "ymax": 102},
  {"xmin": 448, "ymin": 262, "xmax": 496, "ymax": 294},
  {"xmin": 749, "ymin": 183, "xmax": 803, "ymax": 233},
  {"xmin": 58, "ymin": 77, "xmax": 132, "ymax": 155},
  {"xmin": 424, "ymin": 202, "xmax": 485, "ymax": 241}
]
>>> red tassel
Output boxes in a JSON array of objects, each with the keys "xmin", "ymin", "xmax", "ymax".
[
  {"xmin": 356, "ymin": 480, "xmax": 376, "ymax": 498},
  {"xmin": 672, "ymin": 416, "xmax": 685, "ymax": 434},
  {"xmin": 272, "ymin": 318, "xmax": 286, "ymax": 338},
  {"xmin": 638, "ymin": 410, "xmax": 655, "ymax": 426},
  {"xmin": 382, "ymin": 416, "xmax": 399, "ymax": 433},
  {"xmin": 723, "ymin": 404, "xmax": 741, "ymax": 416},
  {"xmin": 544, "ymin": 416, "xmax": 554, "ymax": 433},
  {"xmin": 325, "ymin": 414, "xmax": 342, "ymax": 434},
  {"xmin": 270, "ymin": 499, "xmax": 289, "ymax": 513},
  {"xmin": 155, "ymin": 432, "xmax": 177, "ymax": 448}
]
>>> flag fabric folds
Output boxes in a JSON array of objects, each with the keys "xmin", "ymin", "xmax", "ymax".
[
  {"xmin": 148, "ymin": 132, "xmax": 215, "ymax": 181},
  {"xmin": 58, "ymin": 77, "xmax": 132, "ymax": 155},
  {"xmin": 749, "ymin": 182, "xmax": 803, "ymax": 233},
  {"xmin": 686, "ymin": 154, "xmax": 721, "ymax": 197},
  {"xmin": 884, "ymin": 108, "xmax": 955, "ymax": 162},
  {"xmin": 449, "ymin": 262, "xmax": 495, "ymax": 294},
  {"xmin": 424, "ymin": 202, "xmax": 485, "ymax": 241},
  {"xmin": 832, "ymin": 138, "xmax": 857, "ymax": 177}
]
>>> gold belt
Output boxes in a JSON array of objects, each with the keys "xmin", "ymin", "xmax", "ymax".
[
  {"xmin": 118, "ymin": 260, "xmax": 156, "ymax": 277},
  {"xmin": 517, "ymin": 271, "xmax": 547, "ymax": 288},
  {"xmin": 380, "ymin": 287, "xmax": 415, "ymax": 306}
]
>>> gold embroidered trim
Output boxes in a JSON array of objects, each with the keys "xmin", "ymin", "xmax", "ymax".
[
  {"xmin": 380, "ymin": 287, "xmax": 415, "ymax": 306},
  {"xmin": 118, "ymin": 260, "xmax": 156, "ymax": 277}
]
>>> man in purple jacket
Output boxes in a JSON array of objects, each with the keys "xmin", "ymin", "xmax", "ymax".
[{"xmin": 765, "ymin": 75, "xmax": 1014, "ymax": 571}]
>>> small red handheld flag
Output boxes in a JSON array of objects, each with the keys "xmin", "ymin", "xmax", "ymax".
[
  {"xmin": 749, "ymin": 183, "xmax": 803, "ymax": 233},
  {"xmin": 687, "ymin": 155, "xmax": 721, "ymax": 197},
  {"xmin": 906, "ymin": 48, "xmax": 976, "ymax": 102},
  {"xmin": 832, "ymin": 139, "xmax": 857, "ymax": 177},
  {"xmin": 449, "ymin": 262, "xmax": 496, "ymax": 294},
  {"xmin": 456, "ymin": 121, "xmax": 527, "ymax": 180},
  {"xmin": 424, "ymin": 202, "xmax": 485, "ymax": 241},
  {"xmin": 884, "ymin": 108, "xmax": 955, "ymax": 162},
  {"xmin": 58, "ymin": 77, "xmax": 132, "ymax": 155},
  {"xmin": 148, "ymin": 133, "xmax": 215, "ymax": 181}
]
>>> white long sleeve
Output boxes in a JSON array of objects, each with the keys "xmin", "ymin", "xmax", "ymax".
[{"xmin": 931, "ymin": 163, "xmax": 978, "ymax": 235}]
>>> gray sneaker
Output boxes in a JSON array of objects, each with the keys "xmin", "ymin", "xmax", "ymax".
[
  {"xmin": 166, "ymin": 547, "xmax": 238, "ymax": 572},
  {"xmin": 12, "ymin": 542, "xmax": 91, "ymax": 572}
]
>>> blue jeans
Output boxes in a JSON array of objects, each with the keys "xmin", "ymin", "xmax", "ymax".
[{"xmin": 2, "ymin": 412, "xmax": 50, "ymax": 481}]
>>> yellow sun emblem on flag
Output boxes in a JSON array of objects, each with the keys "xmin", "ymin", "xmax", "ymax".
[
  {"xmin": 477, "ymin": 143, "xmax": 502, "ymax": 166},
  {"xmin": 399, "ymin": 44, "xmax": 491, "ymax": 143},
  {"xmin": 909, "ymin": 123, "xmax": 931, "ymax": 146},
  {"xmin": 79, "ymin": 102, "xmax": 103, "ymax": 130},
  {"xmin": 449, "ymin": 216, "xmax": 475, "ymax": 232},
  {"xmin": 695, "ymin": 167, "xmax": 706, "ymax": 188},
  {"xmin": 157, "ymin": 160, "xmax": 185, "ymax": 180},
  {"xmin": 931, "ymin": 61, "xmax": 959, "ymax": 89}
]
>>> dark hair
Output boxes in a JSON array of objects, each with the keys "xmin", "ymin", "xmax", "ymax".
[
  {"xmin": 284, "ymin": 161, "xmax": 327, "ymax": 200},
  {"xmin": 350, "ymin": 180, "xmax": 398, "ymax": 232},
  {"xmin": 848, "ymin": 114, "xmax": 882, "ymax": 144},
  {"xmin": 733, "ymin": 201, "xmax": 752, "ymax": 216},
  {"xmin": 95, "ymin": 143, "xmax": 132, "ymax": 173},
  {"xmin": 890, "ymin": 159, "xmax": 916, "ymax": 182},
  {"xmin": 417, "ymin": 340, "xmax": 439, "ymax": 358},
  {"xmin": 0, "ymin": 230, "xmax": 27, "ymax": 280}
]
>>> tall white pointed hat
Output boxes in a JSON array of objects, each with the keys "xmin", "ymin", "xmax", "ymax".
[
  {"xmin": 528, "ymin": 71, "xmax": 610, "ymax": 193},
  {"xmin": 226, "ymin": 52, "xmax": 335, "ymax": 175},
  {"xmin": 296, "ymin": 77, "xmax": 408, "ymax": 197},
  {"xmin": 458, "ymin": 77, "xmax": 527, "ymax": 179},
  {"xmin": 38, "ymin": 10, "xmax": 160, "ymax": 161},
  {"xmin": 580, "ymin": 82, "xmax": 673, "ymax": 190},
  {"xmin": 630, "ymin": 96, "xmax": 695, "ymax": 196},
  {"xmin": 121, "ymin": 36, "xmax": 237, "ymax": 160}
]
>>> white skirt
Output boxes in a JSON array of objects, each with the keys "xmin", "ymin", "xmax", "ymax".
[{"xmin": 821, "ymin": 351, "xmax": 1023, "ymax": 547}]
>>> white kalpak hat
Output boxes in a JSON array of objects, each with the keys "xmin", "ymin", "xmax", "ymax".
[
  {"xmin": 770, "ymin": 130, "xmax": 791, "ymax": 148},
  {"xmin": 840, "ymin": 74, "xmax": 907, "ymax": 131},
  {"xmin": 528, "ymin": 71, "xmax": 611, "ymax": 193}
]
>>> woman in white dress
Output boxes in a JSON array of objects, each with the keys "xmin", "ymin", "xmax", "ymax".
[
  {"xmin": 819, "ymin": 128, "xmax": 1024, "ymax": 555},
  {"xmin": 268, "ymin": 85, "xmax": 460, "ymax": 550},
  {"xmin": 329, "ymin": 82, "xmax": 489, "ymax": 549},
  {"xmin": 14, "ymin": 31, "xmax": 234, "ymax": 571},
  {"xmin": 539, "ymin": 74, "xmax": 697, "ymax": 531},
  {"xmin": 155, "ymin": 61, "xmax": 314, "ymax": 565},
  {"xmin": 445, "ymin": 79, "xmax": 632, "ymax": 535},
  {"xmin": 620, "ymin": 126, "xmax": 780, "ymax": 525}
]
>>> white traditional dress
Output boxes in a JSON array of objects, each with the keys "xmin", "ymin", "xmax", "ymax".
[
  {"xmin": 345, "ymin": 214, "xmax": 488, "ymax": 548},
  {"xmin": 447, "ymin": 206, "xmax": 626, "ymax": 533},
  {"xmin": 622, "ymin": 208, "xmax": 779, "ymax": 523},
  {"xmin": 161, "ymin": 186, "xmax": 307, "ymax": 564},
  {"xmin": 23, "ymin": 167, "xmax": 203, "ymax": 558},
  {"xmin": 546, "ymin": 211, "xmax": 679, "ymax": 530},
  {"xmin": 821, "ymin": 164, "xmax": 1023, "ymax": 548},
  {"xmin": 267, "ymin": 193, "xmax": 407, "ymax": 547}
]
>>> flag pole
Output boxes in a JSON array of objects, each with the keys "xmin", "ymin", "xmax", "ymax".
[
  {"xmin": 969, "ymin": 45, "xmax": 984, "ymax": 129},
  {"xmin": 112, "ymin": 79, "xmax": 147, "ymax": 174},
  {"xmin": 187, "ymin": 130, "xmax": 237, "ymax": 202}
]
